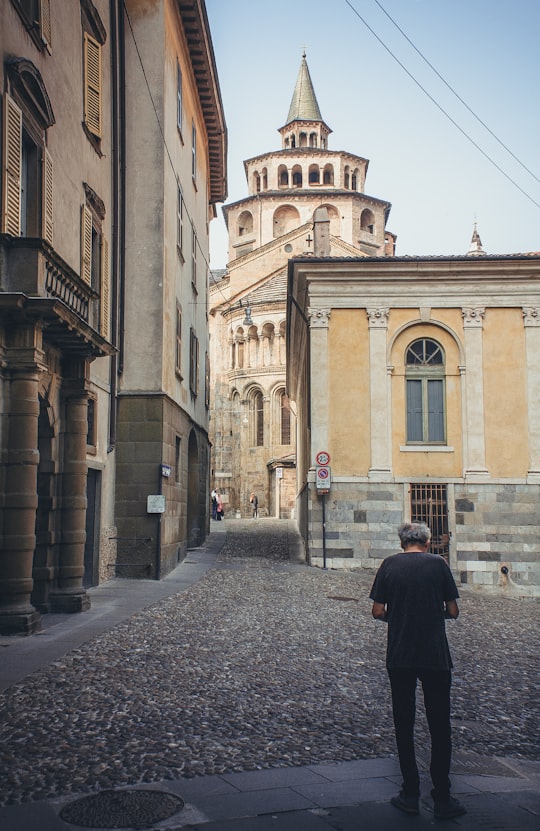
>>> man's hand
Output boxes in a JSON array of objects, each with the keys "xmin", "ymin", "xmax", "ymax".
[{"xmin": 372, "ymin": 601, "xmax": 388, "ymax": 622}]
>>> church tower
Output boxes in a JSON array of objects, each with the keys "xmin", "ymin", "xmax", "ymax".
[{"xmin": 209, "ymin": 54, "xmax": 396, "ymax": 518}]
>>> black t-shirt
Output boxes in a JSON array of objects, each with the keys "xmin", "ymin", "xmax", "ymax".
[{"xmin": 369, "ymin": 552, "xmax": 459, "ymax": 670}]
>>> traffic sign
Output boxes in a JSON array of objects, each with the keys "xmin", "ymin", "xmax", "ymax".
[
  {"xmin": 316, "ymin": 450, "xmax": 330, "ymax": 465},
  {"xmin": 316, "ymin": 464, "xmax": 331, "ymax": 491}
]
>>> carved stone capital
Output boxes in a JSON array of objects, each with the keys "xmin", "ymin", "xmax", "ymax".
[
  {"xmin": 308, "ymin": 307, "xmax": 331, "ymax": 328},
  {"xmin": 462, "ymin": 306, "xmax": 485, "ymax": 327},
  {"xmin": 522, "ymin": 307, "xmax": 540, "ymax": 327},
  {"xmin": 367, "ymin": 307, "xmax": 389, "ymax": 328}
]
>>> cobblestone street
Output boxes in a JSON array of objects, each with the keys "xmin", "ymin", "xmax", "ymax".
[{"xmin": 0, "ymin": 519, "xmax": 538, "ymax": 809}]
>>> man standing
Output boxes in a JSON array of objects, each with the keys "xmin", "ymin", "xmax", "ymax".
[{"xmin": 370, "ymin": 522, "xmax": 466, "ymax": 820}]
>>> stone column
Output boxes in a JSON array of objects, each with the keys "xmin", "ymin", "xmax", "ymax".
[
  {"xmin": 308, "ymin": 307, "xmax": 330, "ymax": 463},
  {"xmin": 461, "ymin": 307, "xmax": 489, "ymax": 478},
  {"xmin": 367, "ymin": 308, "xmax": 391, "ymax": 479},
  {"xmin": 523, "ymin": 307, "xmax": 540, "ymax": 481},
  {"xmin": 49, "ymin": 361, "xmax": 90, "ymax": 613},
  {"xmin": 0, "ymin": 325, "xmax": 43, "ymax": 634}
]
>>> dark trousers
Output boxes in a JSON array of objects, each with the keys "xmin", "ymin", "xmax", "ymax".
[{"xmin": 388, "ymin": 668, "xmax": 452, "ymax": 801}]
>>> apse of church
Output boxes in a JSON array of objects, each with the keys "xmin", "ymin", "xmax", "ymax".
[{"xmin": 209, "ymin": 54, "xmax": 395, "ymax": 517}]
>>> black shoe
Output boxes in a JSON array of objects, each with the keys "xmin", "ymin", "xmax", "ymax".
[
  {"xmin": 433, "ymin": 796, "xmax": 466, "ymax": 819},
  {"xmin": 390, "ymin": 791, "xmax": 419, "ymax": 815}
]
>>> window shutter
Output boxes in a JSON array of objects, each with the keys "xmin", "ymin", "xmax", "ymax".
[
  {"xmin": 2, "ymin": 93, "xmax": 22, "ymax": 236},
  {"xmin": 39, "ymin": 0, "xmax": 52, "ymax": 51},
  {"xmin": 84, "ymin": 33, "xmax": 102, "ymax": 138},
  {"xmin": 406, "ymin": 379, "xmax": 423, "ymax": 442},
  {"xmin": 42, "ymin": 147, "xmax": 53, "ymax": 244},
  {"xmin": 81, "ymin": 205, "xmax": 93, "ymax": 285},
  {"xmin": 100, "ymin": 236, "xmax": 110, "ymax": 339},
  {"xmin": 427, "ymin": 379, "xmax": 445, "ymax": 442}
]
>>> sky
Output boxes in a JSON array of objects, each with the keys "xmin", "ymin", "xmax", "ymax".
[{"xmin": 205, "ymin": 0, "xmax": 540, "ymax": 268}]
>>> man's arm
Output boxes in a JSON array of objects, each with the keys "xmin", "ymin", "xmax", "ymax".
[
  {"xmin": 444, "ymin": 599, "xmax": 459, "ymax": 619},
  {"xmin": 372, "ymin": 601, "xmax": 387, "ymax": 621}
]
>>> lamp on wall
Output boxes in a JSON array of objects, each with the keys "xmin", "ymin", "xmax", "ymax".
[{"xmin": 242, "ymin": 305, "xmax": 253, "ymax": 326}]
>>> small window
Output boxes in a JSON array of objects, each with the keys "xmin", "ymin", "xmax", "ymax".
[
  {"xmin": 191, "ymin": 224, "xmax": 197, "ymax": 289},
  {"xmin": 83, "ymin": 32, "xmax": 102, "ymax": 140},
  {"xmin": 410, "ymin": 483, "xmax": 450, "ymax": 558},
  {"xmin": 175, "ymin": 436, "xmax": 181, "ymax": 483},
  {"xmin": 191, "ymin": 120, "xmax": 197, "ymax": 180},
  {"xmin": 189, "ymin": 327, "xmax": 199, "ymax": 395},
  {"xmin": 254, "ymin": 390, "xmax": 264, "ymax": 446},
  {"xmin": 177, "ymin": 62, "xmax": 183, "ymax": 136},
  {"xmin": 86, "ymin": 394, "xmax": 97, "ymax": 451},
  {"xmin": 175, "ymin": 305, "xmax": 182, "ymax": 378},
  {"xmin": 280, "ymin": 391, "xmax": 291, "ymax": 445},
  {"xmin": 177, "ymin": 185, "xmax": 183, "ymax": 256},
  {"xmin": 406, "ymin": 338, "xmax": 446, "ymax": 444},
  {"xmin": 12, "ymin": 0, "xmax": 52, "ymax": 51}
]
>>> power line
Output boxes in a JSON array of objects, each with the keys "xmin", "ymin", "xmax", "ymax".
[
  {"xmin": 372, "ymin": 0, "xmax": 540, "ymax": 186},
  {"xmin": 344, "ymin": 0, "xmax": 540, "ymax": 210}
]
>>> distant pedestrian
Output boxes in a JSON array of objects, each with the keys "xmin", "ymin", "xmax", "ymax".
[
  {"xmin": 211, "ymin": 488, "xmax": 218, "ymax": 520},
  {"xmin": 216, "ymin": 492, "xmax": 224, "ymax": 521},
  {"xmin": 369, "ymin": 522, "xmax": 466, "ymax": 820},
  {"xmin": 249, "ymin": 492, "xmax": 258, "ymax": 519}
]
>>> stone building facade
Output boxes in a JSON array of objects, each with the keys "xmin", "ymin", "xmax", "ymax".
[
  {"xmin": 0, "ymin": 0, "xmax": 226, "ymax": 634},
  {"xmin": 209, "ymin": 54, "xmax": 395, "ymax": 518},
  {"xmin": 287, "ymin": 228, "xmax": 540, "ymax": 597}
]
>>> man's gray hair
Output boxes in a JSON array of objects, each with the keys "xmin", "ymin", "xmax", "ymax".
[{"xmin": 398, "ymin": 522, "xmax": 431, "ymax": 548}]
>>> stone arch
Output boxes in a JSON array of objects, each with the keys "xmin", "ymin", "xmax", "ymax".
[
  {"xmin": 253, "ymin": 170, "xmax": 261, "ymax": 192},
  {"xmin": 351, "ymin": 168, "xmax": 359, "ymax": 190},
  {"xmin": 344, "ymin": 165, "xmax": 350, "ymax": 189},
  {"xmin": 237, "ymin": 210, "xmax": 253, "ymax": 237},
  {"xmin": 323, "ymin": 164, "xmax": 334, "ymax": 185},
  {"xmin": 291, "ymin": 165, "xmax": 303, "ymax": 188},
  {"xmin": 261, "ymin": 167, "xmax": 268, "ymax": 190},
  {"xmin": 315, "ymin": 203, "xmax": 340, "ymax": 236},
  {"xmin": 273, "ymin": 204, "xmax": 300, "ymax": 237},
  {"xmin": 360, "ymin": 208, "xmax": 375, "ymax": 233},
  {"xmin": 309, "ymin": 164, "xmax": 320, "ymax": 184},
  {"xmin": 278, "ymin": 164, "xmax": 289, "ymax": 187},
  {"xmin": 309, "ymin": 132, "xmax": 318, "ymax": 147},
  {"xmin": 187, "ymin": 429, "xmax": 201, "ymax": 546},
  {"xmin": 388, "ymin": 319, "xmax": 465, "ymax": 367}
]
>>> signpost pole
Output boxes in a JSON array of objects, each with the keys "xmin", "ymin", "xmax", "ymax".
[{"xmin": 322, "ymin": 491, "xmax": 327, "ymax": 570}]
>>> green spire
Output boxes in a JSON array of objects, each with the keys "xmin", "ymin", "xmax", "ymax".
[{"xmin": 286, "ymin": 52, "xmax": 323, "ymax": 123}]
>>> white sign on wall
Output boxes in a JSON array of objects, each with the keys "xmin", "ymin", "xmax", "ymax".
[{"xmin": 147, "ymin": 494, "xmax": 166, "ymax": 514}]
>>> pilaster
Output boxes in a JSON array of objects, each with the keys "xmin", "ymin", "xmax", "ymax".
[
  {"xmin": 461, "ymin": 307, "xmax": 489, "ymax": 479},
  {"xmin": 308, "ymin": 307, "xmax": 330, "ymax": 463},
  {"xmin": 367, "ymin": 308, "xmax": 391, "ymax": 479},
  {"xmin": 523, "ymin": 307, "xmax": 540, "ymax": 481}
]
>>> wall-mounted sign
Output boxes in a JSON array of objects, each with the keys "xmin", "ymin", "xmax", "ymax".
[
  {"xmin": 316, "ymin": 451, "xmax": 330, "ymax": 466},
  {"xmin": 316, "ymin": 465, "xmax": 331, "ymax": 492},
  {"xmin": 161, "ymin": 464, "xmax": 172, "ymax": 478},
  {"xmin": 147, "ymin": 494, "xmax": 166, "ymax": 514}
]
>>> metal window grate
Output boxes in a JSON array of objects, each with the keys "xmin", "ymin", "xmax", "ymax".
[{"xmin": 410, "ymin": 483, "xmax": 449, "ymax": 558}]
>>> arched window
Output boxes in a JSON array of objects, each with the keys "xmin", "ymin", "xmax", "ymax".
[
  {"xmin": 309, "ymin": 132, "xmax": 317, "ymax": 147},
  {"xmin": 406, "ymin": 338, "xmax": 446, "ymax": 443},
  {"xmin": 237, "ymin": 210, "xmax": 253, "ymax": 237},
  {"xmin": 351, "ymin": 169, "xmax": 359, "ymax": 190},
  {"xmin": 323, "ymin": 164, "xmax": 334, "ymax": 185},
  {"xmin": 252, "ymin": 390, "xmax": 264, "ymax": 446},
  {"xmin": 292, "ymin": 165, "xmax": 302, "ymax": 187},
  {"xmin": 309, "ymin": 164, "xmax": 320, "ymax": 184},
  {"xmin": 253, "ymin": 171, "xmax": 260, "ymax": 192},
  {"xmin": 299, "ymin": 132, "xmax": 307, "ymax": 147},
  {"xmin": 280, "ymin": 391, "xmax": 291, "ymax": 445},
  {"xmin": 278, "ymin": 165, "xmax": 289, "ymax": 187},
  {"xmin": 344, "ymin": 165, "xmax": 350, "ymax": 189},
  {"xmin": 361, "ymin": 208, "xmax": 375, "ymax": 234},
  {"xmin": 262, "ymin": 167, "xmax": 268, "ymax": 190}
]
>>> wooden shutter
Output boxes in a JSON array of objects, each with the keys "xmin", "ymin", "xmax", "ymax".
[
  {"xmin": 81, "ymin": 205, "xmax": 93, "ymax": 285},
  {"xmin": 2, "ymin": 94, "xmax": 22, "ymax": 236},
  {"xmin": 39, "ymin": 0, "xmax": 52, "ymax": 51},
  {"xmin": 100, "ymin": 236, "xmax": 110, "ymax": 339},
  {"xmin": 42, "ymin": 147, "xmax": 53, "ymax": 244},
  {"xmin": 406, "ymin": 379, "xmax": 423, "ymax": 442},
  {"xmin": 427, "ymin": 379, "xmax": 445, "ymax": 442},
  {"xmin": 84, "ymin": 33, "xmax": 102, "ymax": 138}
]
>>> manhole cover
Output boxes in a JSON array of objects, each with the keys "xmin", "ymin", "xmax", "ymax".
[{"xmin": 59, "ymin": 789, "xmax": 185, "ymax": 829}]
